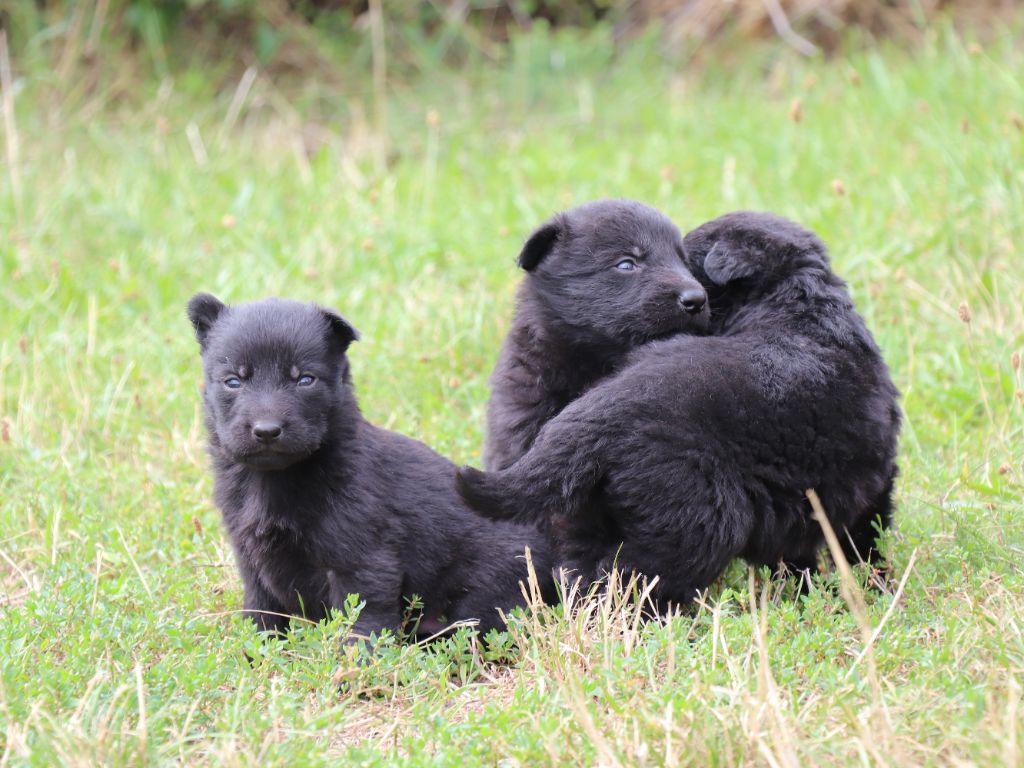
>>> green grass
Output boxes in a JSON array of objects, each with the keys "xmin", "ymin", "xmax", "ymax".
[{"xmin": 2, "ymin": 21, "xmax": 1023, "ymax": 766}]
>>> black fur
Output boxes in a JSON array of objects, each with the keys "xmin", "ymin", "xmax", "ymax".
[
  {"xmin": 458, "ymin": 212, "xmax": 901, "ymax": 610},
  {"xmin": 484, "ymin": 199, "xmax": 711, "ymax": 471},
  {"xmin": 187, "ymin": 294, "xmax": 554, "ymax": 642}
]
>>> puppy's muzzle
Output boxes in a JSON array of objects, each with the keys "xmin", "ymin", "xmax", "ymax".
[
  {"xmin": 678, "ymin": 287, "xmax": 707, "ymax": 315},
  {"xmin": 252, "ymin": 420, "xmax": 283, "ymax": 443}
]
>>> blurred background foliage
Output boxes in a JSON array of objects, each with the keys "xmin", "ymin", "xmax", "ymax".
[{"xmin": 3, "ymin": 0, "xmax": 1020, "ymax": 81}]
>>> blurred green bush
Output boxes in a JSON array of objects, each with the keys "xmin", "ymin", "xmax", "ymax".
[{"xmin": 3, "ymin": 0, "xmax": 1017, "ymax": 77}]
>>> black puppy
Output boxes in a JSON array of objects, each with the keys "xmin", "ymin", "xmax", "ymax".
[
  {"xmin": 484, "ymin": 199, "xmax": 710, "ymax": 471},
  {"xmin": 187, "ymin": 294, "xmax": 554, "ymax": 643},
  {"xmin": 458, "ymin": 212, "xmax": 901, "ymax": 609}
]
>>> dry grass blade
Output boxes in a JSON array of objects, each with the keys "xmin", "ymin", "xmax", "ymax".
[
  {"xmin": 0, "ymin": 31, "xmax": 22, "ymax": 228},
  {"xmin": 846, "ymin": 548, "xmax": 918, "ymax": 678},
  {"xmin": 806, "ymin": 488, "xmax": 899, "ymax": 754},
  {"xmin": 219, "ymin": 66, "xmax": 259, "ymax": 146},
  {"xmin": 761, "ymin": 0, "xmax": 820, "ymax": 56},
  {"xmin": 134, "ymin": 664, "xmax": 147, "ymax": 761},
  {"xmin": 368, "ymin": 0, "xmax": 388, "ymax": 176},
  {"xmin": 748, "ymin": 569, "xmax": 801, "ymax": 768}
]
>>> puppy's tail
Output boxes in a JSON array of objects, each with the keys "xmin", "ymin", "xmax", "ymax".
[
  {"xmin": 456, "ymin": 418, "xmax": 606, "ymax": 525},
  {"xmin": 455, "ymin": 466, "xmax": 526, "ymax": 520}
]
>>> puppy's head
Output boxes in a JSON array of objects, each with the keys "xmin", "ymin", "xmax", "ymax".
[
  {"xmin": 187, "ymin": 294, "xmax": 359, "ymax": 471},
  {"xmin": 681, "ymin": 212, "xmax": 832, "ymax": 313},
  {"xmin": 517, "ymin": 199, "xmax": 710, "ymax": 348}
]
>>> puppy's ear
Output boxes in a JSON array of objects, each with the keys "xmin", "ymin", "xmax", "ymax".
[
  {"xmin": 702, "ymin": 241, "xmax": 761, "ymax": 286},
  {"xmin": 321, "ymin": 308, "xmax": 360, "ymax": 352},
  {"xmin": 187, "ymin": 293, "xmax": 227, "ymax": 350},
  {"xmin": 517, "ymin": 214, "xmax": 567, "ymax": 271}
]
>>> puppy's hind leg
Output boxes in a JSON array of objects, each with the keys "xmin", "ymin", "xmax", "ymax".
[
  {"xmin": 327, "ymin": 569, "xmax": 404, "ymax": 652},
  {"xmin": 839, "ymin": 515, "xmax": 893, "ymax": 594},
  {"xmin": 839, "ymin": 470, "xmax": 896, "ymax": 582},
  {"xmin": 602, "ymin": 511, "xmax": 752, "ymax": 615},
  {"xmin": 329, "ymin": 571, "xmax": 405, "ymax": 696},
  {"xmin": 778, "ymin": 557, "xmax": 818, "ymax": 596}
]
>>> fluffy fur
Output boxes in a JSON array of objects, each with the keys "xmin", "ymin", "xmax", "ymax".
[
  {"xmin": 458, "ymin": 212, "xmax": 901, "ymax": 609},
  {"xmin": 188, "ymin": 295, "xmax": 554, "ymax": 642},
  {"xmin": 484, "ymin": 199, "xmax": 710, "ymax": 471}
]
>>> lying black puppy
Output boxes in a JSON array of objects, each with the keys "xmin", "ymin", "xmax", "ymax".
[
  {"xmin": 459, "ymin": 212, "xmax": 901, "ymax": 609},
  {"xmin": 187, "ymin": 294, "xmax": 554, "ymax": 642},
  {"xmin": 484, "ymin": 199, "xmax": 710, "ymax": 471}
]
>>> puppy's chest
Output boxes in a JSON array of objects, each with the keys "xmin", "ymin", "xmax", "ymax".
[
  {"xmin": 231, "ymin": 503, "xmax": 329, "ymax": 603},
  {"xmin": 237, "ymin": 516, "xmax": 308, "ymax": 561}
]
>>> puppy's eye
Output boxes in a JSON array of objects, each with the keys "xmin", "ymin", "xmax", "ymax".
[
  {"xmin": 223, "ymin": 377, "xmax": 242, "ymax": 389},
  {"xmin": 297, "ymin": 374, "xmax": 316, "ymax": 387},
  {"xmin": 615, "ymin": 259, "xmax": 638, "ymax": 272}
]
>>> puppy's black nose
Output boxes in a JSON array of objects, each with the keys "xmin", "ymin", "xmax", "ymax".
[
  {"xmin": 252, "ymin": 421, "xmax": 283, "ymax": 443},
  {"xmin": 679, "ymin": 288, "xmax": 707, "ymax": 315}
]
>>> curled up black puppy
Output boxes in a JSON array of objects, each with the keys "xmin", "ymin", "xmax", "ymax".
[
  {"xmin": 187, "ymin": 294, "xmax": 555, "ymax": 644},
  {"xmin": 458, "ymin": 212, "xmax": 901, "ymax": 610},
  {"xmin": 484, "ymin": 199, "xmax": 711, "ymax": 471}
]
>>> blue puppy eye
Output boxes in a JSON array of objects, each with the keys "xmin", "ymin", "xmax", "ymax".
[
  {"xmin": 615, "ymin": 259, "xmax": 637, "ymax": 271},
  {"xmin": 224, "ymin": 377, "xmax": 242, "ymax": 389},
  {"xmin": 297, "ymin": 374, "xmax": 316, "ymax": 387}
]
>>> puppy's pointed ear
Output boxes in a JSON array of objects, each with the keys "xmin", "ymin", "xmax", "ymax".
[
  {"xmin": 702, "ymin": 241, "xmax": 761, "ymax": 286},
  {"xmin": 187, "ymin": 293, "xmax": 227, "ymax": 350},
  {"xmin": 517, "ymin": 214, "xmax": 567, "ymax": 271},
  {"xmin": 321, "ymin": 307, "xmax": 360, "ymax": 352}
]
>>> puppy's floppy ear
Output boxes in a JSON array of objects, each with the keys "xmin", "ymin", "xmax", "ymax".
[
  {"xmin": 517, "ymin": 213, "xmax": 567, "ymax": 271},
  {"xmin": 321, "ymin": 307, "xmax": 360, "ymax": 352},
  {"xmin": 187, "ymin": 293, "xmax": 227, "ymax": 350},
  {"xmin": 702, "ymin": 241, "xmax": 761, "ymax": 286}
]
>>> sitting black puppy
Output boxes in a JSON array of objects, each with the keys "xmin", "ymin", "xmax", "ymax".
[
  {"xmin": 187, "ymin": 294, "xmax": 555, "ymax": 643},
  {"xmin": 484, "ymin": 199, "xmax": 710, "ymax": 471},
  {"xmin": 458, "ymin": 213, "xmax": 901, "ymax": 610}
]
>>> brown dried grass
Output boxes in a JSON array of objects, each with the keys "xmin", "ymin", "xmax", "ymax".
[{"xmin": 629, "ymin": 0, "xmax": 1021, "ymax": 53}]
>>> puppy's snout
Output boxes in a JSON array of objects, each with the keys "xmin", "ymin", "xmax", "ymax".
[
  {"xmin": 252, "ymin": 420, "xmax": 283, "ymax": 443},
  {"xmin": 678, "ymin": 287, "xmax": 707, "ymax": 315}
]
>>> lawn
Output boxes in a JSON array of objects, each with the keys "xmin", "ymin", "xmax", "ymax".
[{"xmin": 1, "ymin": 19, "xmax": 1022, "ymax": 766}]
